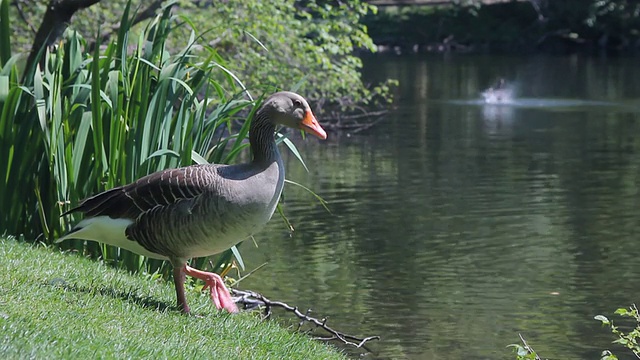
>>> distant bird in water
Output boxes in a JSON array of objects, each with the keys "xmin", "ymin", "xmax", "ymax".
[
  {"xmin": 57, "ymin": 91, "xmax": 327, "ymax": 313},
  {"xmin": 481, "ymin": 78, "xmax": 514, "ymax": 104}
]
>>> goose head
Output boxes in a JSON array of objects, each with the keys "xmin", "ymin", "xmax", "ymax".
[{"xmin": 260, "ymin": 91, "xmax": 327, "ymax": 140}]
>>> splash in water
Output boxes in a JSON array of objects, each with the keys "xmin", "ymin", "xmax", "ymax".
[{"xmin": 481, "ymin": 78, "xmax": 515, "ymax": 104}]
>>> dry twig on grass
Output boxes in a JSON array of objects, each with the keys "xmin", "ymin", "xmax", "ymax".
[{"xmin": 231, "ymin": 288, "xmax": 380, "ymax": 349}]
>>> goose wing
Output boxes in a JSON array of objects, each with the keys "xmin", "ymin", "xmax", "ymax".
[{"xmin": 63, "ymin": 165, "xmax": 218, "ymax": 220}]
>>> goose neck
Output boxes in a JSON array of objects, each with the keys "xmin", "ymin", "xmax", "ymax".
[{"xmin": 250, "ymin": 111, "xmax": 278, "ymax": 163}]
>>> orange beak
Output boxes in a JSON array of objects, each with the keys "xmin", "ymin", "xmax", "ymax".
[{"xmin": 300, "ymin": 110, "xmax": 327, "ymax": 140}]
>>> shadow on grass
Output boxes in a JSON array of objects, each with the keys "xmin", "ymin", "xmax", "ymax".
[{"xmin": 46, "ymin": 277, "xmax": 176, "ymax": 312}]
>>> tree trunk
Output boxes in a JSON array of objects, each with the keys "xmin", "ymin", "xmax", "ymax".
[{"xmin": 25, "ymin": 0, "xmax": 101, "ymax": 73}]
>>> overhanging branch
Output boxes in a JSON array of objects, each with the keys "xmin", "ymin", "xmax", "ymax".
[
  {"xmin": 88, "ymin": 0, "xmax": 165, "ymax": 51},
  {"xmin": 25, "ymin": 0, "xmax": 102, "ymax": 73}
]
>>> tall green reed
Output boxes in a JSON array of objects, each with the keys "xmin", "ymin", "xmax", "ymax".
[{"xmin": 0, "ymin": 1, "xmax": 280, "ymax": 274}]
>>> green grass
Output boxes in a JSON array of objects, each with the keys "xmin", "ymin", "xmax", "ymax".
[{"xmin": 0, "ymin": 236, "xmax": 346, "ymax": 359}]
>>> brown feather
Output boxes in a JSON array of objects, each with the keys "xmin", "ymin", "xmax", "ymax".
[{"xmin": 62, "ymin": 165, "xmax": 216, "ymax": 220}]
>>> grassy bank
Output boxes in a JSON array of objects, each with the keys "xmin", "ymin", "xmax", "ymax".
[{"xmin": 0, "ymin": 236, "xmax": 345, "ymax": 359}]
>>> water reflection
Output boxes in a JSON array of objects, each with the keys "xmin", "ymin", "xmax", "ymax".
[{"xmin": 239, "ymin": 54, "xmax": 640, "ymax": 359}]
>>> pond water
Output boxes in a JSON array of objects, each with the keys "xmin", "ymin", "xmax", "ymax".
[{"xmin": 239, "ymin": 54, "xmax": 640, "ymax": 359}]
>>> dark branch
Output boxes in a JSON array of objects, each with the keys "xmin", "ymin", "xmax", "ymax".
[
  {"xmin": 231, "ymin": 288, "xmax": 380, "ymax": 349},
  {"xmin": 25, "ymin": 0, "xmax": 102, "ymax": 74},
  {"xmin": 130, "ymin": 0, "xmax": 165, "ymax": 27},
  {"xmin": 88, "ymin": 0, "xmax": 165, "ymax": 52},
  {"xmin": 14, "ymin": 0, "xmax": 37, "ymax": 34},
  {"xmin": 322, "ymin": 108, "xmax": 390, "ymax": 133}
]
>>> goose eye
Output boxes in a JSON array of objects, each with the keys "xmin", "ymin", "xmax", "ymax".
[{"xmin": 293, "ymin": 99, "xmax": 302, "ymax": 107}]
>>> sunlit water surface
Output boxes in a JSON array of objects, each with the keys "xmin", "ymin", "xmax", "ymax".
[{"xmin": 239, "ymin": 54, "xmax": 640, "ymax": 359}]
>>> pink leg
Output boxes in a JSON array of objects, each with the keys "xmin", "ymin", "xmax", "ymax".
[{"xmin": 184, "ymin": 264, "xmax": 239, "ymax": 313}]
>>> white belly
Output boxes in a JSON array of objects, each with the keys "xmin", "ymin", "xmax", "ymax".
[{"xmin": 56, "ymin": 217, "xmax": 168, "ymax": 260}]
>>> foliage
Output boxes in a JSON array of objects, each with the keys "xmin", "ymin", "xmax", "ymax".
[
  {"xmin": 549, "ymin": 0, "xmax": 640, "ymax": 40},
  {"xmin": 364, "ymin": 1, "xmax": 537, "ymax": 52},
  {"xmin": 364, "ymin": 0, "xmax": 640, "ymax": 53},
  {"xmin": 8, "ymin": 0, "xmax": 394, "ymax": 109},
  {"xmin": 0, "ymin": 0, "xmax": 279, "ymax": 274},
  {"xmin": 0, "ymin": 236, "xmax": 346, "ymax": 359},
  {"xmin": 595, "ymin": 304, "xmax": 640, "ymax": 360},
  {"xmin": 181, "ymin": 0, "xmax": 387, "ymax": 110}
]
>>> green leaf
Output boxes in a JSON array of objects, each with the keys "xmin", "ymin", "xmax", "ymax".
[
  {"xmin": 147, "ymin": 149, "xmax": 181, "ymax": 161},
  {"xmin": 71, "ymin": 112, "xmax": 92, "ymax": 184},
  {"xmin": 243, "ymin": 30, "xmax": 269, "ymax": 52},
  {"xmin": 277, "ymin": 133, "xmax": 308, "ymax": 172},
  {"xmin": 33, "ymin": 65, "xmax": 48, "ymax": 136},
  {"xmin": 211, "ymin": 62, "xmax": 252, "ymax": 101},
  {"xmin": 230, "ymin": 245, "xmax": 245, "ymax": 270},
  {"xmin": 191, "ymin": 150, "xmax": 209, "ymax": 165},
  {"xmin": 614, "ymin": 308, "xmax": 629, "ymax": 315},
  {"xmin": 285, "ymin": 179, "xmax": 331, "ymax": 213},
  {"xmin": 0, "ymin": 75, "xmax": 8, "ymax": 102}
]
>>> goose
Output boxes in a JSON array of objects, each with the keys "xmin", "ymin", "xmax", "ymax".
[{"xmin": 57, "ymin": 91, "xmax": 327, "ymax": 313}]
